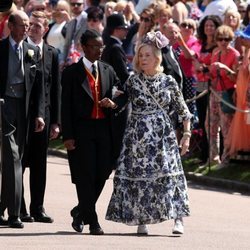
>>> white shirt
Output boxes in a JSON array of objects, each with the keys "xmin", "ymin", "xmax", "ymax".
[
  {"xmin": 46, "ymin": 21, "xmax": 66, "ymax": 53},
  {"xmin": 110, "ymin": 35, "xmax": 122, "ymax": 45},
  {"xmin": 27, "ymin": 37, "xmax": 43, "ymax": 57},
  {"xmin": 135, "ymin": 0, "xmax": 154, "ymax": 15},
  {"xmin": 201, "ymin": 0, "xmax": 238, "ymax": 21},
  {"xmin": 9, "ymin": 35, "xmax": 23, "ymax": 52},
  {"xmin": 82, "ymin": 57, "xmax": 97, "ymax": 73}
]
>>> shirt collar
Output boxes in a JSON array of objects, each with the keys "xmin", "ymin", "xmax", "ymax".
[
  {"xmin": 82, "ymin": 57, "xmax": 97, "ymax": 71},
  {"xmin": 9, "ymin": 35, "xmax": 23, "ymax": 49},
  {"xmin": 27, "ymin": 37, "xmax": 43, "ymax": 51},
  {"xmin": 110, "ymin": 35, "xmax": 123, "ymax": 45}
]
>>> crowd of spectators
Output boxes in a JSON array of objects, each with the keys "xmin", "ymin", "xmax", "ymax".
[{"xmin": 1, "ymin": 0, "xmax": 250, "ymax": 168}]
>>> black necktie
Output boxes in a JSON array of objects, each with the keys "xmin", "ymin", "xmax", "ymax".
[
  {"xmin": 37, "ymin": 46, "xmax": 41, "ymax": 59},
  {"xmin": 92, "ymin": 64, "xmax": 97, "ymax": 79}
]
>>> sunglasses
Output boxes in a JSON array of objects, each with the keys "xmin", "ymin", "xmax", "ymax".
[
  {"xmin": 217, "ymin": 37, "xmax": 231, "ymax": 42},
  {"xmin": 181, "ymin": 23, "xmax": 193, "ymax": 29},
  {"xmin": 70, "ymin": 2, "xmax": 83, "ymax": 7},
  {"xmin": 140, "ymin": 16, "xmax": 151, "ymax": 22}
]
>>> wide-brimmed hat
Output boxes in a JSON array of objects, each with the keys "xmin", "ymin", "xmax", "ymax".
[
  {"xmin": 106, "ymin": 13, "xmax": 129, "ymax": 30},
  {"xmin": 236, "ymin": 25, "xmax": 250, "ymax": 39}
]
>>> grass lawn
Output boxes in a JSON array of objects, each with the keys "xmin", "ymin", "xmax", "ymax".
[
  {"xmin": 49, "ymin": 137, "xmax": 65, "ymax": 150},
  {"xmin": 182, "ymin": 155, "xmax": 250, "ymax": 184}
]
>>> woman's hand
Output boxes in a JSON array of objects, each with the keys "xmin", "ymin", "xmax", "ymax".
[{"xmin": 179, "ymin": 135, "xmax": 190, "ymax": 156}]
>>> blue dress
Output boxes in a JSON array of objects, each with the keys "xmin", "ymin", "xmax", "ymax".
[{"xmin": 106, "ymin": 73, "xmax": 192, "ymax": 225}]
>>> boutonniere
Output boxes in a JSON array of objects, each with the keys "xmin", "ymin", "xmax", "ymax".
[{"xmin": 27, "ymin": 49, "xmax": 35, "ymax": 59}]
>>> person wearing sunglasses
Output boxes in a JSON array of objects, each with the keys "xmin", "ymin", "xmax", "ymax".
[
  {"xmin": 173, "ymin": 19, "xmax": 201, "ymax": 127},
  {"xmin": 193, "ymin": 15, "xmax": 222, "ymax": 165},
  {"xmin": 61, "ymin": 29, "xmax": 125, "ymax": 235},
  {"xmin": 62, "ymin": 0, "xmax": 87, "ymax": 66},
  {"xmin": 135, "ymin": 7, "xmax": 156, "ymax": 50},
  {"xmin": 206, "ymin": 25, "xmax": 240, "ymax": 169}
]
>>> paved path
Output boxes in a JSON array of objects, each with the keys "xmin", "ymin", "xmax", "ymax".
[{"xmin": 0, "ymin": 155, "xmax": 250, "ymax": 250}]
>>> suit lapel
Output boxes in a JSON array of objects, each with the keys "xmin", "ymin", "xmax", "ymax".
[
  {"xmin": 43, "ymin": 44, "xmax": 52, "ymax": 79},
  {"xmin": 0, "ymin": 39, "xmax": 9, "ymax": 87},
  {"xmin": 98, "ymin": 62, "xmax": 109, "ymax": 98},
  {"xmin": 23, "ymin": 42, "xmax": 29, "ymax": 88},
  {"xmin": 78, "ymin": 60, "xmax": 93, "ymax": 99}
]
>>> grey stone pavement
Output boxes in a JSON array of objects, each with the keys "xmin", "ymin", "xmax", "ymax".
[{"xmin": 0, "ymin": 152, "xmax": 250, "ymax": 250}]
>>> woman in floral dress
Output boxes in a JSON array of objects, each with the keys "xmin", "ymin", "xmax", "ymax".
[{"xmin": 100, "ymin": 31, "xmax": 192, "ymax": 235}]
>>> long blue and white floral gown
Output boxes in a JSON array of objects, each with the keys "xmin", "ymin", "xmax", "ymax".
[{"xmin": 106, "ymin": 72, "xmax": 192, "ymax": 225}]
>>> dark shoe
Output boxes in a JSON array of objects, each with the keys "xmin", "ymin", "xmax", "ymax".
[
  {"xmin": 20, "ymin": 213, "xmax": 34, "ymax": 223},
  {"xmin": 70, "ymin": 206, "xmax": 79, "ymax": 218},
  {"xmin": 31, "ymin": 212, "xmax": 54, "ymax": 223},
  {"xmin": 89, "ymin": 222, "xmax": 104, "ymax": 235},
  {"xmin": 72, "ymin": 216, "xmax": 84, "ymax": 233},
  {"xmin": 0, "ymin": 215, "xmax": 8, "ymax": 226},
  {"xmin": 8, "ymin": 216, "xmax": 24, "ymax": 228},
  {"xmin": 70, "ymin": 208, "xmax": 83, "ymax": 233}
]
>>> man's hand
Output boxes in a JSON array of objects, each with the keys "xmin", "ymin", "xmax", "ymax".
[
  {"xmin": 63, "ymin": 139, "xmax": 76, "ymax": 151},
  {"xmin": 50, "ymin": 124, "xmax": 60, "ymax": 140},
  {"xmin": 35, "ymin": 117, "xmax": 45, "ymax": 132},
  {"xmin": 99, "ymin": 97, "xmax": 117, "ymax": 109}
]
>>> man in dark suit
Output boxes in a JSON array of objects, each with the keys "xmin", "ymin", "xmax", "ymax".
[
  {"xmin": 20, "ymin": 11, "xmax": 61, "ymax": 224},
  {"xmin": 101, "ymin": 13, "xmax": 130, "ymax": 164},
  {"xmin": 61, "ymin": 29, "xmax": 124, "ymax": 235},
  {"xmin": 162, "ymin": 22, "xmax": 185, "ymax": 130},
  {"xmin": 162, "ymin": 22, "xmax": 184, "ymax": 91},
  {"xmin": 0, "ymin": 10, "xmax": 45, "ymax": 228}
]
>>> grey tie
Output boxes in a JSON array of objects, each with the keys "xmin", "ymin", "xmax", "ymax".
[
  {"xmin": 14, "ymin": 44, "xmax": 21, "ymax": 60},
  {"xmin": 92, "ymin": 64, "xmax": 97, "ymax": 79}
]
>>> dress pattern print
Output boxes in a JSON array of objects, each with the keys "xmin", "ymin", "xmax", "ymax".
[{"xmin": 106, "ymin": 73, "xmax": 192, "ymax": 225}]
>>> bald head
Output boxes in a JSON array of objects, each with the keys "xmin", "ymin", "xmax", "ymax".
[
  {"xmin": 9, "ymin": 10, "xmax": 29, "ymax": 24},
  {"xmin": 162, "ymin": 22, "xmax": 180, "ymax": 45},
  {"xmin": 8, "ymin": 10, "xmax": 29, "ymax": 44}
]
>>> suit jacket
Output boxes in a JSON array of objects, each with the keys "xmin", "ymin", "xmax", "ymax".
[
  {"xmin": 161, "ymin": 45, "xmax": 184, "ymax": 91},
  {"xmin": 61, "ymin": 59, "xmax": 124, "ymax": 142},
  {"xmin": 42, "ymin": 43, "xmax": 61, "ymax": 125},
  {"xmin": 101, "ymin": 37, "xmax": 129, "ymax": 85},
  {"xmin": 0, "ymin": 38, "xmax": 44, "ymax": 124},
  {"xmin": 62, "ymin": 13, "xmax": 87, "ymax": 62}
]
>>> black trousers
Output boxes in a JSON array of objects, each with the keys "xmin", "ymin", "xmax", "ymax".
[
  {"xmin": 68, "ymin": 119, "xmax": 112, "ymax": 225},
  {"xmin": 21, "ymin": 108, "xmax": 50, "ymax": 214}
]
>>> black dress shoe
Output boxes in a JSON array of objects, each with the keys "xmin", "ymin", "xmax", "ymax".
[
  {"xmin": 20, "ymin": 213, "xmax": 34, "ymax": 223},
  {"xmin": 0, "ymin": 215, "xmax": 8, "ymax": 226},
  {"xmin": 8, "ymin": 216, "xmax": 24, "ymax": 228},
  {"xmin": 89, "ymin": 222, "xmax": 104, "ymax": 235},
  {"xmin": 72, "ymin": 216, "xmax": 84, "ymax": 233},
  {"xmin": 31, "ymin": 212, "xmax": 54, "ymax": 223}
]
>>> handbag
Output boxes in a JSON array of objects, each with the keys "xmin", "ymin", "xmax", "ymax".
[{"xmin": 221, "ymin": 88, "xmax": 235, "ymax": 114}]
